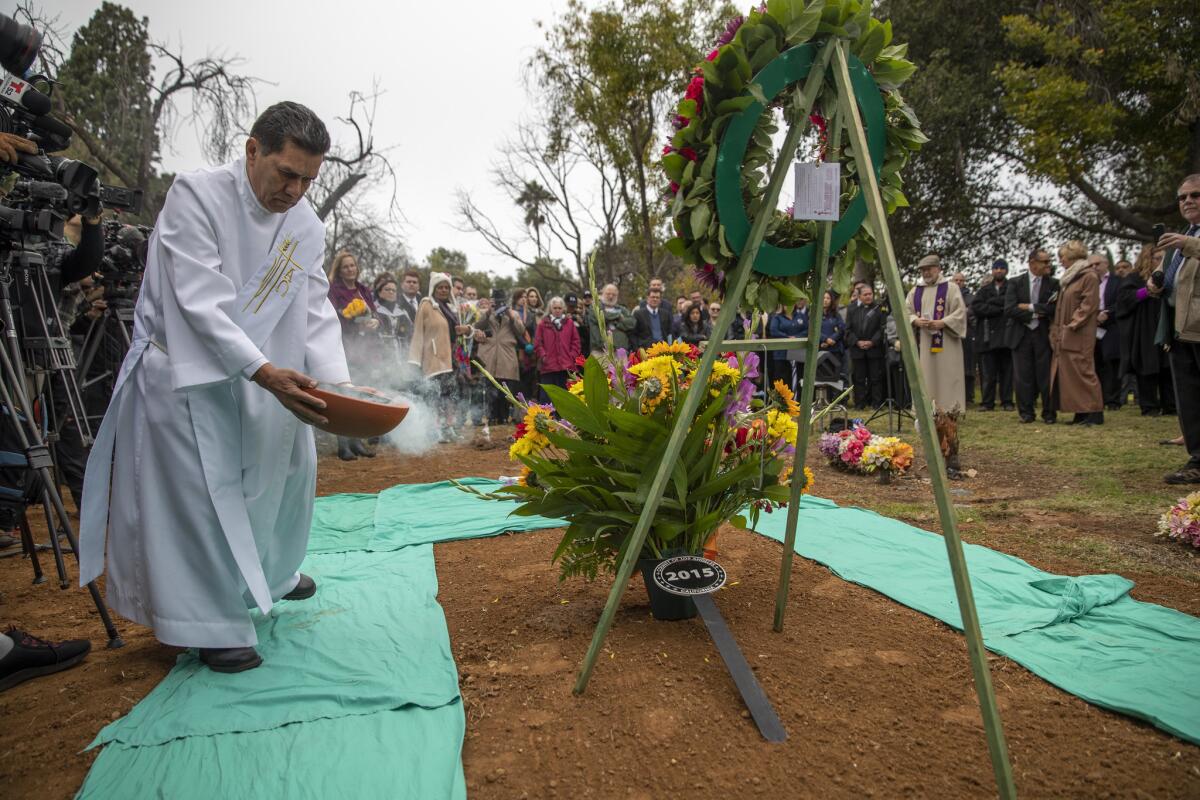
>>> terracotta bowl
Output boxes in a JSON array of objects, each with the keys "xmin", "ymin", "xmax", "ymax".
[{"xmin": 308, "ymin": 384, "xmax": 409, "ymax": 439}]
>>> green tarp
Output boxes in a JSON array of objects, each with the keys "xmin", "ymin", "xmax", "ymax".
[
  {"xmin": 79, "ymin": 480, "xmax": 1200, "ymax": 799},
  {"xmin": 751, "ymin": 497, "xmax": 1200, "ymax": 746}
]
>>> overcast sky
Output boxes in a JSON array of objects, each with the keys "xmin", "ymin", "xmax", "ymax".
[{"xmin": 46, "ymin": 0, "xmax": 571, "ymax": 276}]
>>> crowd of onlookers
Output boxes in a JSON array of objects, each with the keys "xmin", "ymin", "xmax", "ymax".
[{"xmin": 324, "ymin": 196, "xmax": 1199, "ymax": 486}]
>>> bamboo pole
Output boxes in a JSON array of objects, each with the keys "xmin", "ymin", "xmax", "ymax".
[
  {"xmin": 831, "ymin": 41, "xmax": 1017, "ymax": 799},
  {"xmin": 772, "ymin": 109, "xmax": 843, "ymax": 632},
  {"xmin": 573, "ymin": 38, "xmax": 838, "ymax": 695}
]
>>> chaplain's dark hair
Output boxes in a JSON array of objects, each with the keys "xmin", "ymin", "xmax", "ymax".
[{"xmin": 249, "ymin": 101, "xmax": 331, "ymax": 156}]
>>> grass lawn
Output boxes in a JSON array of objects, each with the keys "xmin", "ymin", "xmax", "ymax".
[{"xmin": 809, "ymin": 403, "xmax": 1199, "ymax": 612}]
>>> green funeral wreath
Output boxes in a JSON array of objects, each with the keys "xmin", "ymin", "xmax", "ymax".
[{"xmin": 662, "ymin": 0, "xmax": 926, "ymax": 313}]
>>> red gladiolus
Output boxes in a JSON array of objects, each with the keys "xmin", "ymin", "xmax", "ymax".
[
  {"xmin": 514, "ymin": 422, "xmax": 527, "ymax": 440},
  {"xmin": 574, "ymin": 355, "xmax": 587, "ymax": 368},
  {"xmin": 679, "ymin": 147, "xmax": 698, "ymax": 161},
  {"xmin": 685, "ymin": 75, "xmax": 704, "ymax": 102}
]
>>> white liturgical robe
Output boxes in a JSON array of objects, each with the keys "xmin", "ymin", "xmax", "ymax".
[{"xmin": 79, "ymin": 158, "xmax": 349, "ymax": 648}]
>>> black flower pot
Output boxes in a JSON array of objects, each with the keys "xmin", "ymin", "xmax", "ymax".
[{"xmin": 638, "ymin": 558, "xmax": 698, "ymax": 621}]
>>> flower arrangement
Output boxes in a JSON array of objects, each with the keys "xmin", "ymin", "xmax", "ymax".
[
  {"xmin": 818, "ymin": 424, "xmax": 913, "ymax": 476},
  {"xmin": 463, "ymin": 338, "xmax": 814, "ymax": 581},
  {"xmin": 662, "ymin": 0, "xmax": 925, "ymax": 311},
  {"xmin": 1157, "ymin": 492, "xmax": 1200, "ymax": 549},
  {"xmin": 341, "ymin": 297, "xmax": 370, "ymax": 319}
]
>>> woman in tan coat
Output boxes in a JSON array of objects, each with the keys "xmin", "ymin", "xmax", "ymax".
[
  {"xmin": 409, "ymin": 271, "xmax": 472, "ymax": 442},
  {"xmin": 1049, "ymin": 241, "xmax": 1104, "ymax": 425}
]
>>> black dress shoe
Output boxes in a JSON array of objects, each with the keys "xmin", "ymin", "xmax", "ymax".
[
  {"xmin": 0, "ymin": 628, "xmax": 91, "ymax": 692},
  {"xmin": 283, "ymin": 573, "xmax": 316, "ymax": 601},
  {"xmin": 1019, "ymin": 416, "xmax": 1034, "ymax": 424},
  {"xmin": 199, "ymin": 647, "xmax": 262, "ymax": 673},
  {"xmin": 1042, "ymin": 417, "xmax": 1056, "ymax": 424},
  {"xmin": 350, "ymin": 440, "xmax": 375, "ymax": 458}
]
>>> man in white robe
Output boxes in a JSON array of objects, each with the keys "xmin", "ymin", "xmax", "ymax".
[
  {"xmin": 80, "ymin": 102, "xmax": 349, "ymax": 672},
  {"xmin": 905, "ymin": 254, "xmax": 968, "ymax": 478}
]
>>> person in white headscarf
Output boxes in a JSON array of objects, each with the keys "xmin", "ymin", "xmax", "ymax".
[{"xmin": 409, "ymin": 271, "xmax": 472, "ymax": 442}]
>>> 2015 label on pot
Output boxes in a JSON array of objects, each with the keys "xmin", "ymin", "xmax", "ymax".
[{"xmin": 652, "ymin": 556, "xmax": 727, "ymax": 596}]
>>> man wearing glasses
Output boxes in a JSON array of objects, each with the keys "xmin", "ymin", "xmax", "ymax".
[
  {"xmin": 1005, "ymin": 248, "xmax": 1059, "ymax": 424},
  {"xmin": 1150, "ymin": 175, "xmax": 1200, "ymax": 484}
]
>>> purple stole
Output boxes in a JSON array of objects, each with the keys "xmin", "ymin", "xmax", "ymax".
[{"xmin": 914, "ymin": 281, "xmax": 949, "ymax": 353}]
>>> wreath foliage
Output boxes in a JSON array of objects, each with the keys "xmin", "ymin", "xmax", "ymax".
[{"xmin": 662, "ymin": 0, "xmax": 926, "ymax": 312}]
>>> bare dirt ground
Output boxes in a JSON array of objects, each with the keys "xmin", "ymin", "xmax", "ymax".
[{"xmin": 2, "ymin": 425, "xmax": 1198, "ymax": 799}]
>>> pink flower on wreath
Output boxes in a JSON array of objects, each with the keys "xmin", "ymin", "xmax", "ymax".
[
  {"xmin": 662, "ymin": 144, "xmax": 674, "ymax": 155},
  {"xmin": 685, "ymin": 75, "xmax": 705, "ymax": 104},
  {"xmin": 673, "ymin": 114, "xmax": 690, "ymax": 130},
  {"xmin": 706, "ymin": 48, "xmax": 719, "ymax": 62},
  {"xmin": 679, "ymin": 147, "xmax": 698, "ymax": 162},
  {"xmin": 668, "ymin": 181, "xmax": 680, "ymax": 195}
]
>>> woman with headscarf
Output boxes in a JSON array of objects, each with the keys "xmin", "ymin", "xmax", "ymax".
[
  {"xmin": 1049, "ymin": 241, "xmax": 1104, "ymax": 426},
  {"xmin": 409, "ymin": 271, "xmax": 473, "ymax": 443},
  {"xmin": 327, "ymin": 251, "xmax": 379, "ymax": 460}
]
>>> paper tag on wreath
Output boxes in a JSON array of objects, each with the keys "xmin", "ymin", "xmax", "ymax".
[{"xmin": 792, "ymin": 162, "xmax": 840, "ymax": 221}]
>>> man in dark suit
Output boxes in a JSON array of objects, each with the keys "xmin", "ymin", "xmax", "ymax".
[
  {"xmin": 846, "ymin": 283, "xmax": 886, "ymax": 408},
  {"xmin": 972, "ymin": 259, "xmax": 1015, "ymax": 411},
  {"xmin": 1004, "ymin": 249, "xmax": 1059, "ymax": 423},
  {"xmin": 632, "ymin": 287, "xmax": 670, "ymax": 350},
  {"xmin": 1095, "ymin": 260, "xmax": 1123, "ymax": 409}
]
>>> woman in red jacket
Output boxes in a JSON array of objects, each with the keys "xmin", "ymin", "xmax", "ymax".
[{"xmin": 534, "ymin": 296, "xmax": 581, "ymax": 402}]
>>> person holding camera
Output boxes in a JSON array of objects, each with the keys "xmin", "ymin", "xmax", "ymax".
[
  {"xmin": 474, "ymin": 287, "xmax": 527, "ymax": 427},
  {"xmin": 79, "ymin": 102, "xmax": 352, "ymax": 674},
  {"xmin": 1148, "ymin": 174, "xmax": 1200, "ymax": 484}
]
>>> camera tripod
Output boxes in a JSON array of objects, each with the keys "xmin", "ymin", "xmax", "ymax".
[
  {"xmin": 76, "ymin": 301, "xmax": 133, "ymax": 430},
  {"xmin": 865, "ymin": 354, "xmax": 915, "ymax": 435},
  {"xmin": 0, "ymin": 254, "xmax": 123, "ymax": 648}
]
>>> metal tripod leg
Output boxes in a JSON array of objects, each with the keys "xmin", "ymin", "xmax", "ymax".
[
  {"xmin": 0, "ymin": 298, "xmax": 124, "ymax": 648},
  {"xmin": 18, "ymin": 513, "xmax": 44, "ymax": 584}
]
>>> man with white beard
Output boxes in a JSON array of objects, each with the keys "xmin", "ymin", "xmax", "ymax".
[{"xmin": 79, "ymin": 102, "xmax": 349, "ymax": 673}]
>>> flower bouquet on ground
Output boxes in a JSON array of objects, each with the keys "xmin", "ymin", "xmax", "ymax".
[
  {"xmin": 1157, "ymin": 492, "xmax": 1200, "ymax": 549},
  {"xmin": 461, "ymin": 342, "xmax": 813, "ymax": 597},
  {"xmin": 818, "ymin": 424, "xmax": 913, "ymax": 481}
]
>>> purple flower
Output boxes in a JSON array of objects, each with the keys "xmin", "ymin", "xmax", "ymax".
[
  {"xmin": 741, "ymin": 351, "xmax": 761, "ymax": 380},
  {"xmin": 725, "ymin": 377, "xmax": 756, "ymax": 421},
  {"xmin": 716, "ymin": 15, "xmax": 744, "ymax": 46}
]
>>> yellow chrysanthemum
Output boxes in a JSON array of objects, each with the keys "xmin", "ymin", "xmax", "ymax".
[
  {"xmin": 706, "ymin": 361, "xmax": 742, "ymax": 397},
  {"xmin": 567, "ymin": 380, "xmax": 586, "ymax": 399},
  {"xmin": 766, "ymin": 408, "xmax": 797, "ymax": 448},
  {"xmin": 645, "ymin": 341, "xmax": 691, "ymax": 359},
  {"xmin": 779, "ymin": 465, "xmax": 815, "ymax": 493},
  {"xmin": 773, "ymin": 379, "xmax": 801, "ymax": 417}
]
